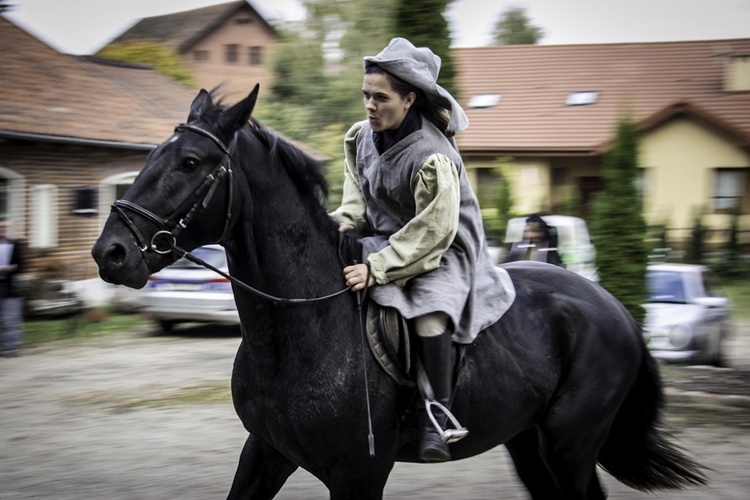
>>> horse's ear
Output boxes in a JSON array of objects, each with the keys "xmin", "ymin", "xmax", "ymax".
[
  {"xmin": 188, "ymin": 89, "xmax": 213, "ymax": 122},
  {"xmin": 219, "ymin": 84, "xmax": 259, "ymax": 134}
]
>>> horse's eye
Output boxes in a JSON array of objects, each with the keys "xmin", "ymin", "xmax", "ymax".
[{"xmin": 183, "ymin": 158, "xmax": 200, "ymax": 170}]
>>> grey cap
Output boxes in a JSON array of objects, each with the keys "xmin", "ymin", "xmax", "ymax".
[{"xmin": 364, "ymin": 37, "xmax": 469, "ymax": 132}]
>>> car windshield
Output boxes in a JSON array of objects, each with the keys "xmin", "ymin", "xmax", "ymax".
[
  {"xmin": 647, "ymin": 271, "xmax": 686, "ymax": 303},
  {"xmin": 169, "ymin": 247, "xmax": 227, "ymax": 270}
]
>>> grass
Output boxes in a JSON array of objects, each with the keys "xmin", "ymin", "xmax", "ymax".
[{"xmin": 22, "ymin": 308, "xmax": 150, "ymax": 347}]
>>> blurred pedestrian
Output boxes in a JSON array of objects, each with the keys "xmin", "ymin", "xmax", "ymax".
[
  {"xmin": 505, "ymin": 214, "xmax": 563, "ymax": 266},
  {"xmin": 0, "ymin": 220, "xmax": 23, "ymax": 357}
]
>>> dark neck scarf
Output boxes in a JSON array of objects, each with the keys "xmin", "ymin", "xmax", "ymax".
[{"xmin": 372, "ymin": 107, "xmax": 422, "ymax": 155}]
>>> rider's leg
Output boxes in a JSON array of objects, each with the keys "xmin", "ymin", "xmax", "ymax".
[{"xmin": 416, "ymin": 312, "xmax": 453, "ymax": 463}]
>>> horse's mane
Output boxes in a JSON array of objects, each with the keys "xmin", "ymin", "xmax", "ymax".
[
  {"xmin": 206, "ymin": 92, "xmax": 336, "ymax": 232},
  {"xmin": 246, "ymin": 119, "xmax": 329, "ymax": 202}
]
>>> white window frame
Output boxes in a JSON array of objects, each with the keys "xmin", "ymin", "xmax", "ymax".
[
  {"xmin": 30, "ymin": 184, "xmax": 58, "ymax": 248},
  {"xmin": 0, "ymin": 166, "xmax": 26, "ymax": 238},
  {"xmin": 713, "ymin": 168, "xmax": 746, "ymax": 212}
]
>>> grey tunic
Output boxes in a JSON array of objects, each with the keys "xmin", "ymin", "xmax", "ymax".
[{"xmin": 331, "ymin": 118, "xmax": 515, "ymax": 344}]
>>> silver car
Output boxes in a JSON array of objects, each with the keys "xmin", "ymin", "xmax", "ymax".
[
  {"xmin": 642, "ymin": 263, "xmax": 731, "ymax": 366},
  {"xmin": 141, "ymin": 245, "xmax": 240, "ymax": 332}
]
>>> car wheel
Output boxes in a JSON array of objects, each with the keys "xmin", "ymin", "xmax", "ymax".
[
  {"xmin": 710, "ymin": 329, "xmax": 727, "ymax": 367},
  {"xmin": 159, "ymin": 319, "xmax": 178, "ymax": 333}
]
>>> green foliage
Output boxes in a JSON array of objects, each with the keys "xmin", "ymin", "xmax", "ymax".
[
  {"xmin": 393, "ymin": 0, "xmax": 457, "ymax": 95},
  {"xmin": 492, "ymin": 6, "xmax": 545, "ymax": 45},
  {"xmin": 591, "ymin": 117, "xmax": 648, "ymax": 324},
  {"xmin": 96, "ymin": 41, "xmax": 193, "ymax": 85}
]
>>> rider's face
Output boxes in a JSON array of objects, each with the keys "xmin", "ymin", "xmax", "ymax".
[{"xmin": 362, "ymin": 73, "xmax": 414, "ymax": 133}]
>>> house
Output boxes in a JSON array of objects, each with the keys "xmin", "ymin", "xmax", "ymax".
[
  {"xmin": 0, "ymin": 14, "xmax": 323, "ymax": 307},
  {"xmin": 453, "ymin": 39, "xmax": 750, "ymax": 246},
  {"xmin": 104, "ymin": 0, "xmax": 279, "ymax": 101}
]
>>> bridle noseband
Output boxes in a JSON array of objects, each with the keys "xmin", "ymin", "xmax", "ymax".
[{"xmin": 112, "ymin": 123, "xmax": 235, "ymax": 255}]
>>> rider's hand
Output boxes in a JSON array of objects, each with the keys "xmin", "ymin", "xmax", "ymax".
[
  {"xmin": 338, "ymin": 223, "xmax": 355, "ymax": 233},
  {"xmin": 343, "ymin": 263, "xmax": 376, "ymax": 292}
]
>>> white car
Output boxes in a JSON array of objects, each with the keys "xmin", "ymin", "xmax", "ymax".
[
  {"xmin": 642, "ymin": 263, "xmax": 731, "ymax": 366},
  {"xmin": 141, "ymin": 245, "xmax": 240, "ymax": 332}
]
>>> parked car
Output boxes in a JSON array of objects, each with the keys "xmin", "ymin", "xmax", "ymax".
[
  {"xmin": 498, "ymin": 215, "xmax": 597, "ymax": 280},
  {"xmin": 642, "ymin": 263, "xmax": 731, "ymax": 366},
  {"xmin": 141, "ymin": 245, "xmax": 240, "ymax": 332}
]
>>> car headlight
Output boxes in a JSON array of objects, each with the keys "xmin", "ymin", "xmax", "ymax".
[{"xmin": 668, "ymin": 324, "xmax": 693, "ymax": 349}]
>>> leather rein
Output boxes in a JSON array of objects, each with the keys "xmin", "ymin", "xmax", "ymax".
[{"xmin": 111, "ymin": 123, "xmax": 350, "ymax": 305}]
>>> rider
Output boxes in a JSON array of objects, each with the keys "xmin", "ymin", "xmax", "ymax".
[{"xmin": 331, "ymin": 37, "xmax": 514, "ymax": 462}]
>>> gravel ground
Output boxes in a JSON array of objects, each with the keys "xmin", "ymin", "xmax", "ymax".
[{"xmin": 1, "ymin": 321, "xmax": 749, "ymax": 499}]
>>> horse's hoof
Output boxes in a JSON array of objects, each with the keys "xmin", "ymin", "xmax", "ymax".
[{"xmin": 420, "ymin": 433, "xmax": 451, "ymax": 463}]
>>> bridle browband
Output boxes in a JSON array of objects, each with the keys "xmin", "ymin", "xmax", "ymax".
[{"xmin": 111, "ymin": 122, "xmax": 351, "ymax": 305}]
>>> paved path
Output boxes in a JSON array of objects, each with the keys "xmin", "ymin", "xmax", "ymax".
[{"xmin": 1, "ymin": 322, "xmax": 748, "ymax": 499}]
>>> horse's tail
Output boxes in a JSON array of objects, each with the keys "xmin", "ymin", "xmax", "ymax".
[{"xmin": 597, "ymin": 341, "xmax": 708, "ymax": 491}]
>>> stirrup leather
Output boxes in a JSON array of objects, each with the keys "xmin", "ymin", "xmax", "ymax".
[{"xmin": 425, "ymin": 399, "xmax": 469, "ymax": 444}]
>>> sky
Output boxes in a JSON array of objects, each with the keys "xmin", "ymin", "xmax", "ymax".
[{"xmin": 4, "ymin": 0, "xmax": 750, "ymax": 55}]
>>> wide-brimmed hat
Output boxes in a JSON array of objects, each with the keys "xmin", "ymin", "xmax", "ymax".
[{"xmin": 363, "ymin": 37, "xmax": 469, "ymax": 132}]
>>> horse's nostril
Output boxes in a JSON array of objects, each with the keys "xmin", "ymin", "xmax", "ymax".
[{"xmin": 105, "ymin": 243, "xmax": 127, "ymax": 267}]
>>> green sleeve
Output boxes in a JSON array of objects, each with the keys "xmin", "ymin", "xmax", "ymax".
[
  {"xmin": 367, "ymin": 154, "xmax": 460, "ymax": 285},
  {"xmin": 329, "ymin": 122, "xmax": 370, "ymax": 232}
]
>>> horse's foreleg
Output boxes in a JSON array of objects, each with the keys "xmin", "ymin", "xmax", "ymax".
[
  {"xmin": 227, "ymin": 433, "xmax": 298, "ymax": 500},
  {"xmin": 505, "ymin": 428, "xmax": 560, "ymax": 500}
]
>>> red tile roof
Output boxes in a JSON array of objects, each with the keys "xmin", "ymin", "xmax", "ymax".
[
  {"xmin": 454, "ymin": 39, "xmax": 750, "ymax": 156},
  {"xmin": 0, "ymin": 15, "xmax": 197, "ymax": 147},
  {"xmin": 0, "ymin": 15, "xmax": 325, "ymax": 160}
]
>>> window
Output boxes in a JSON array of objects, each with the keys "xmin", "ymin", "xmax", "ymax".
[
  {"xmin": 248, "ymin": 46, "xmax": 263, "ymax": 66},
  {"xmin": 467, "ymin": 94, "xmax": 501, "ymax": 109},
  {"xmin": 713, "ymin": 168, "xmax": 746, "ymax": 212},
  {"xmin": 193, "ymin": 50, "xmax": 209, "ymax": 62},
  {"xmin": 551, "ymin": 168, "xmax": 567, "ymax": 187},
  {"xmin": 30, "ymin": 184, "xmax": 58, "ymax": 249},
  {"xmin": 225, "ymin": 44, "xmax": 239, "ymax": 64},
  {"xmin": 565, "ymin": 91, "xmax": 599, "ymax": 106}
]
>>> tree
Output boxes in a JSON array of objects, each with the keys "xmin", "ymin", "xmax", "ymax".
[
  {"xmin": 591, "ymin": 117, "xmax": 648, "ymax": 324},
  {"xmin": 96, "ymin": 42, "xmax": 193, "ymax": 85},
  {"xmin": 393, "ymin": 0, "xmax": 457, "ymax": 95},
  {"xmin": 491, "ymin": 6, "xmax": 544, "ymax": 45}
]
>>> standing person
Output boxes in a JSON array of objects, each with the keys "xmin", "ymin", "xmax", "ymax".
[
  {"xmin": 331, "ymin": 38, "xmax": 515, "ymax": 462},
  {"xmin": 0, "ymin": 220, "xmax": 23, "ymax": 357}
]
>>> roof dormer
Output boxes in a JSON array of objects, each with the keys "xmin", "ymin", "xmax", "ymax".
[{"xmin": 724, "ymin": 54, "xmax": 750, "ymax": 92}]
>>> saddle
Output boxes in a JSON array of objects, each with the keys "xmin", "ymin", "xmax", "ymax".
[
  {"xmin": 366, "ymin": 304, "xmax": 415, "ymax": 387},
  {"xmin": 338, "ymin": 232, "xmax": 464, "ymax": 390}
]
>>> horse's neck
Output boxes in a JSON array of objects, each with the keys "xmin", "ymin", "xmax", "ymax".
[{"xmin": 227, "ymin": 188, "xmax": 348, "ymax": 335}]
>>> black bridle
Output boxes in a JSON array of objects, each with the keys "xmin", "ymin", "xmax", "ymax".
[
  {"xmin": 112, "ymin": 123, "xmax": 235, "ymax": 255},
  {"xmin": 111, "ymin": 122, "xmax": 351, "ymax": 305}
]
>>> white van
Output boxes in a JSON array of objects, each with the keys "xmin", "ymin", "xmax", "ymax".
[{"xmin": 498, "ymin": 215, "xmax": 597, "ymax": 281}]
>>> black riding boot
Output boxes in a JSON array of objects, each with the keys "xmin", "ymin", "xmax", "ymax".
[{"xmin": 418, "ymin": 332, "xmax": 454, "ymax": 463}]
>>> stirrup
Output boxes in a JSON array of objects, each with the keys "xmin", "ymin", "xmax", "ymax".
[{"xmin": 425, "ymin": 399, "xmax": 469, "ymax": 444}]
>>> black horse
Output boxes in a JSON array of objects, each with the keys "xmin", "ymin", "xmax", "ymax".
[{"xmin": 92, "ymin": 86, "xmax": 706, "ymax": 499}]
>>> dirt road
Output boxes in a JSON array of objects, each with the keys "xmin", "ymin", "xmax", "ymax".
[{"xmin": 1, "ymin": 325, "xmax": 749, "ymax": 499}]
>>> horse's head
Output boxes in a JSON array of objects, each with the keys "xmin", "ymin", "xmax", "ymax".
[{"xmin": 92, "ymin": 85, "xmax": 259, "ymax": 288}]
